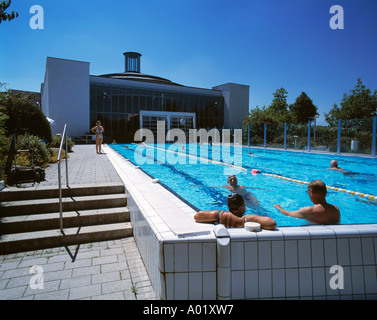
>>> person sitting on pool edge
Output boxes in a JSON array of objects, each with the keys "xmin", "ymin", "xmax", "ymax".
[
  {"xmin": 273, "ymin": 180, "xmax": 340, "ymax": 225},
  {"xmin": 223, "ymin": 175, "xmax": 259, "ymax": 206},
  {"xmin": 194, "ymin": 193, "xmax": 277, "ymax": 230}
]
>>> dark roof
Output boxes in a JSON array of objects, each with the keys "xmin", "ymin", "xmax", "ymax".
[{"xmin": 96, "ymin": 72, "xmax": 183, "ymax": 86}]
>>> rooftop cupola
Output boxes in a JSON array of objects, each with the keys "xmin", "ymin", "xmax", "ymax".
[{"xmin": 123, "ymin": 52, "xmax": 142, "ymax": 73}]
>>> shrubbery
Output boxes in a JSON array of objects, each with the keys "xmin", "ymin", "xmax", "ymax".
[
  {"xmin": 49, "ymin": 135, "xmax": 74, "ymax": 153},
  {"xmin": 0, "ymin": 88, "xmax": 75, "ymax": 182},
  {"xmin": 2, "ymin": 91, "xmax": 52, "ymax": 142},
  {"xmin": 15, "ymin": 134, "xmax": 50, "ymax": 167}
]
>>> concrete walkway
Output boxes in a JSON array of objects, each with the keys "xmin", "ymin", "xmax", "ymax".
[{"xmin": 0, "ymin": 144, "xmax": 157, "ymax": 300}]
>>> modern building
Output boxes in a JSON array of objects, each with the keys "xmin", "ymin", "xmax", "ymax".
[{"xmin": 41, "ymin": 52, "xmax": 250, "ymax": 142}]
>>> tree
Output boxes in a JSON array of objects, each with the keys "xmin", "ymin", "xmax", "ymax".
[
  {"xmin": 289, "ymin": 91, "xmax": 318, "ymax": 124},
  {"xmin": 266, "ymin": 88, "xmax": 290, "ymax": 122},
  {"xmin": 1, "ymin": 91, "xmax": 52, "ymax": 142},
  {"xmin": 325, "ymin": 78, "xmax": 377, "ymax": 126},
  {"xmin": 0, "ymin": 0, "xmax": 18, "ymax": 24}
]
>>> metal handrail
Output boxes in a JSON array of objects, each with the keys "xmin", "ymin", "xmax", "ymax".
[{"xmin": 58, "ymin": 124, "xmax": 69, "ymax": 234}]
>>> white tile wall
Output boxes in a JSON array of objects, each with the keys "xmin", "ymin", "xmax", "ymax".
[{"xmin": 105, "ymin": 146, "xmax": 377, "ymax": 300}]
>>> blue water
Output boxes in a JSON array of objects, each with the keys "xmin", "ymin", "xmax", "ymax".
[{"xmin": 110, "ymin": 143, "xmax": 377, "ymax": 227}]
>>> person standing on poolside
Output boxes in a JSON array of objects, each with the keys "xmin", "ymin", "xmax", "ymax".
[
  {"xmin": 194, "ymin": 193, "xmax": 276, "ymax": 230},
  {"xmin": 91, "ymin": 120, "xmax": 104, "ymax": 154},
  {"xmin": 274, "ymin": 180, "xmax": 340, "ymax": 225}
]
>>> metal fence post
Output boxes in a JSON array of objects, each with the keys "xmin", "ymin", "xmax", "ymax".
[
  {"xmin": 264, "ymin": 123, "xmax": 267, "ymax": 148},
  {"xmin": 337, "ymin": 119, "xmax": 341, "ymax": 154},
  {"xmin": 307, "ymin": 120, "xmax": 311, "ymax": 152},
  {"xmin": 372, "ymin": 116, "xmax": 376, "ymax": 157},
  {"xmin": 247, "ymin": 124, "xmax": 250, "ymax": 147},
  {"xmin": 284, "ymin": 122, "xmax": 287, "ymax": 150}
]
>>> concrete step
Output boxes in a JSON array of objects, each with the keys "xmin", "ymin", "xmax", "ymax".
[
  {"xmin": 0, "ymin": 207, "xmax": 130, "ymax": 235},
  {"xmin": 0, "ymin": 183, "xmax": 125, "ymax": 201},
  {"xmin": 0, "ymin": 194, "xmax": 127, "ymax": 217},
  {"xmin": 0, "ymin": 223, "xmax": 133, "ymax": 255},
  {"xmin": 0, "ymin": 184, "xmax": 133, "ymax": 255}
]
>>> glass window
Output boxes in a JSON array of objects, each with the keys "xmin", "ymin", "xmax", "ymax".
[
  {"xmin": 96, "ymin": 86, "xmax": 104, "ymax": 113},
  {"xmin": 126, "ymin": 95, "xmax": 132, "ymax": 113},
  {"xmin": 90, "ymin": 85, "xmax": 96, "ymax": 113},
  {"xmin": 112, "ymin": 113, "xmax": 119, "ymax": 138},
  {"xmin": 165, "ymin": 94, "xmax": 171, "ymax": 112},
  {"xmin": 119, "ymin": 94, "xmax": 125, "ymax": 114},
  {"xmin": 103, "ymin": 87, "xmax": 111, "ymax": 113},
  {"xmin": 133, "ymin": 89, "xmax": 139, "ymax": 114},
  {"xmin": 119, "ymin": 114, "xmax": 126, "ymax": 138},
  {"xmin": 112, "ymin": 87, "xmax": 119, "ymax": 113},
  {"xmin": 103, "ymin": 114, "xmax": 111, "ymax": 136}
]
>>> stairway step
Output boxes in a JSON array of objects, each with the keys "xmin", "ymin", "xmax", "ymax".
[
  {"xmin": 0, "ymin": 207, "xmax": 130, "ymax": 235},
  {"xmin": 0, "ymin": 194, "xmax": 127, "ymax": 217},
  {"xmin": 0, "ymin": 183, "xmax": 125, "ymax": 201},
  {"xmin": 0, "ymin": 223, "xmax": 133, "ymax": 255}
]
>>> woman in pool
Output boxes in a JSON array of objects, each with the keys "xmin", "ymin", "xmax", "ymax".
[
  {"xmin": 194, "ymin": 193, "xmax": 276, "ymax": 230},
  {"xmin": 91, "ymin": 120, "xmax": 104, "ymax": 154}
]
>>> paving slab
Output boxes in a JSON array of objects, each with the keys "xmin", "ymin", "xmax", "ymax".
[{"xmin": 0, "ymin": 144, "xmax": 157, "ymax": 300}]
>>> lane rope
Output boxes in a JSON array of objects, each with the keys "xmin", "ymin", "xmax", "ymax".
[
  {"xmin": 138, "ymin": 143, "xmax": 376, "ymax": 202},
  {"xmin": 263, "ymin": 173, "xmax": 376, "ymax": 202}
]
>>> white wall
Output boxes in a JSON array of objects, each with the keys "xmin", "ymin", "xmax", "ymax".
[
  {"xmin": 42, "ymin": 57, "xmax": 90, "ymax": 136},
  {"xmin": 213, "ymin": 83, "xmax": 250, "ymax": 129}
]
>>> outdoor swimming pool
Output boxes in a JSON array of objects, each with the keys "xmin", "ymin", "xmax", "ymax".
[{"xmin": 109, "ymin": 143, "xmax": 377, "ymax": 227}]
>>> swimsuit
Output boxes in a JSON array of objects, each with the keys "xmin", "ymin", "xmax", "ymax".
[
  {"xmin": 217, "ymin": 211, "xmax": 247, "ymax": 225},
  {"xmin": 96, "ymin": 128, "xmax": 103, "ymax": 140}
]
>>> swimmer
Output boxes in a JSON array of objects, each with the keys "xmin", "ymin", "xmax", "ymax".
[
  {"xmin": 330, "ymin": 160, "xmax": 342, "ymax": 170},
  {"xmin": 223, "ymin": 175, "xmax": 259, "ymax": 206},
  {"xmin": 194, "ymin": 193, "xmax": 276, "ymax": 230},
  {"xmin": 329, "ymin": 160, "xmax": 354, "ymax": 175},
  {"xmin": 274, "ymin": 180, "xmax": 340, "ymax": 225}
]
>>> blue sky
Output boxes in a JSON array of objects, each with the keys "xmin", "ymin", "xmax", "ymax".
[{"xmin": 1, "ymin": 0, "xmax": 377, "ymax": 124}]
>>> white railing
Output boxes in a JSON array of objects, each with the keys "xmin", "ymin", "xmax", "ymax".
[{"xmin": 58, "ymin": 124, "xmax": 69, "ymax": 234}]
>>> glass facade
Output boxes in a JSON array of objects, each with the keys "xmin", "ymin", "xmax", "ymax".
[{"xmin": 90, "ymin": 83, "xmax": 224, "ymax": 142}]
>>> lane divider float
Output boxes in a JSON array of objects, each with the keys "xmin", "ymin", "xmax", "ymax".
[
  {"xmin": 137, "ymin": 144, "xmax": 376, "ymax": 201},
  {"xmin": 263, "ymin": 173, "xmax": 376, "ymax": 201}
]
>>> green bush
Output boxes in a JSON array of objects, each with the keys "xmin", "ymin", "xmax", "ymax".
[
  {"xmin": 16, "ymin": 134, "xmax": 50, "ymax": 167},
  {"xmin": 49, "ymin": 135, "xmax": 74, "ymax": 153},
  {"xmin": 2, "ymin": 92, "xmax": 52, "ymax": 142}
]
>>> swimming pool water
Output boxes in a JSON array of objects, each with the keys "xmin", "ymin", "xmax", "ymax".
[{"xmin": 110, "ymin": 143, "xmax": 377, "ymax": 227}]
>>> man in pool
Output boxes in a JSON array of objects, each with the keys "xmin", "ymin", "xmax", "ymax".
[
  {"xmin": 223, "ymin": 175, "xmax": 259, "ymax": 206},
  {"xmin": 273, "ymin": 180, "xmax": 340, "ymax": 225},
  {"xmin": 329, "ymin": 160, "xmax": 355, "ymax": 175},
  {"xmin": 330, "ymin": 160, "xmax": 343, "ymax": 170},
  {"xmin": 194, "ymin": 193, "xmax": 277, "ymax": 230}
]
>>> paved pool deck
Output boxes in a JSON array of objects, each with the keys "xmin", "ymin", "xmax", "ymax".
[{"xmin": 0, "ymin": 144, "xmax": 157, "ymax": 300}]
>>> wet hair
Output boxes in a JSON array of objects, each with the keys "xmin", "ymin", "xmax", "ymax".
[
  {"xmin": 308, "ymin": 180, "xmax": 327, "ymax": 196},
  {"xmin": 227, "ymin": 193, "xmax": 244, "ymax": 211},
  {"xmin": 330, "ymin": 160, "xmax": 338, "ymax": 168},
  {"xmin": 227, "ymin": 175, "xmax": 237, "ymax": 182}
]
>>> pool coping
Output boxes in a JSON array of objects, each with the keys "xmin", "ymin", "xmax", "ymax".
[{"xmin": 104, "ymin": 144, "xmax": 377, "ymax": 300}]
